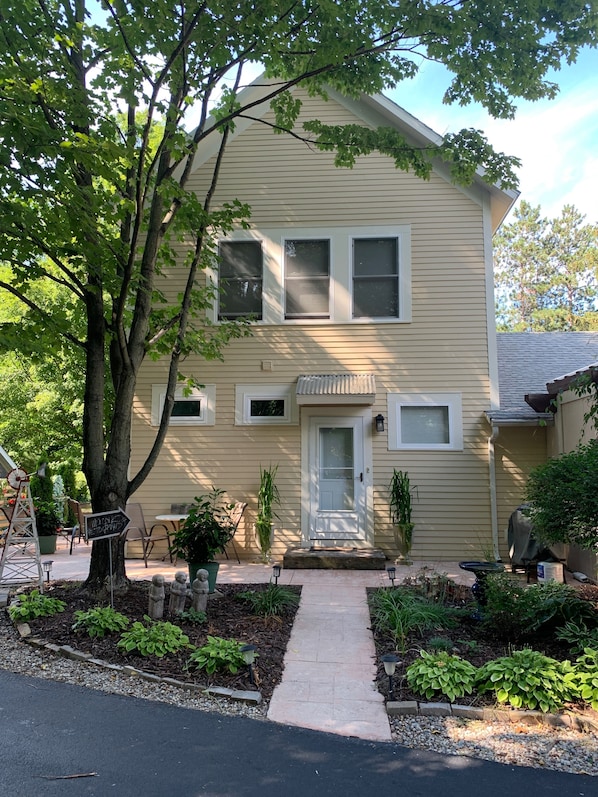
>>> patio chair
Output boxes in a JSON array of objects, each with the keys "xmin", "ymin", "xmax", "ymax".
[
  {"xmin": 220, "ymin": 501, "xmax": 246, "ymax": 564},
  {"xmin": 124, "ymin": 502, "xmax": 171, "ymax": 567},
  {"xmin": 66, "ymin": 499, "xmax": 88, "ymax": 554}
]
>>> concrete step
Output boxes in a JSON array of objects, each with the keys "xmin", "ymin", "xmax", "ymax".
[{"xmin": 283, "ymin": 547, "xmax": 387, "ymax": 570}]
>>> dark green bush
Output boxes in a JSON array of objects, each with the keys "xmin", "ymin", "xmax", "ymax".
[{"xmin": 237, "ymin": 584, "xmax": 300, "ymax": 617}]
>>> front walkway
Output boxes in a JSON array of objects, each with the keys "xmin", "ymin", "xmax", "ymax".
[{"xmin": 34, "ymin": 541, "xmax": 475, "ymax": 741}]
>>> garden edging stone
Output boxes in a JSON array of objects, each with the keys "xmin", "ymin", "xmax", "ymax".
[{"xmin": 387, "ymin": 700, "xmax": 598, "ymax": 733}]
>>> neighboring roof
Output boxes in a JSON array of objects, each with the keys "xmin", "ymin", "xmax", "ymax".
[
  {"xmin": 489, "ymin": 332, "xmax": 598, "ymax": 425},
  {"xmin": 0, "ymin": 445, "xmax": 17, "ymax": 479},
  {"xmin": 296, "ymin": 373, "xmax": 376, "ymax": 405},
  {"xmin": 190, "ymin": 76, "xmax": 518, "ymax": 233}
]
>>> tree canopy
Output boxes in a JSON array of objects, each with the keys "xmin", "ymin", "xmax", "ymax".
[
  {"xmin": 1, "ymin": 1, "xmax": 596, "ymax": 592},
  {"xmin": 493, "ymin": 201, "xmax": 598, "ymax": 331}
]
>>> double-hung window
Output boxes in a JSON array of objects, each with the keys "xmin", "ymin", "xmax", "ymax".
[
  {"xmin": 388, "ymin": 393, "xmax": 463, "ymax": 451},
  {"xmin": 284, "ymin": 238, "xmax": 330, "ymax": 319},
  {"xmin": 352, "ymin": 237, "xmax": 399, "ymax": 318},
  {"xmin": 218, "ymin": 240, "xmax": 263, "ymax": 320}
]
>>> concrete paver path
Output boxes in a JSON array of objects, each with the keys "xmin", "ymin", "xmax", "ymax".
[{"xmin": 267, "ymin": 572, "xmax": 390, "ymax": 740}]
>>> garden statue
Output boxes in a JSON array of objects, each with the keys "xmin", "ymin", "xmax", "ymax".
[
  {"xmin": 148, "ymin": 573, "xmax": 165, "ymax": 619},
  {"xmin": 168, "ymin": 570, "xmax": 188, "ymax": 615},
  {"xmin": 191, "ymin": 569, "xmax": 209, "ymax": 614}
]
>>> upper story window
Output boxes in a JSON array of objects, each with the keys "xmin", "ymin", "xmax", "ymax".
[
  {"xmin": 209, "ymin": 225, "xmax": 410, "ymax": 325},
  {"xmin": 284, "ymin": 238, "xmax": 330, "ymax": 319},
  {"xmin": 352, "ymin": 237, "xmax": 399, "ymax": 318},
  {"xmin": 218, "ymin": 240, "xmax": 263, "ymax": 320},
  {"xmin": 387, "ymin": 392, "xmax": 463, "ymax": 451}
]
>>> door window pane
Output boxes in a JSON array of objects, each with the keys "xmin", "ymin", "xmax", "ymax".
[
  {"xmin": 353, "ymin": 237, "xmax": 399, "ymax": 318},
  {"xmin": 319, "ymin": 427, "xmax": 354, "ymax": 510},
  {"xmin": 285, "ymin": 239, "xmax": 330, "ymax": 319},
  {"xmin": 401, "ymin": 406, "xmax": 450, "ymax": 444},
  {"xmin": 218, "ymin": 241, "xmax": 262, "ymax": 320}
]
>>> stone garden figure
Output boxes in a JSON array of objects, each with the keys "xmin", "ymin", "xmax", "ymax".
[
  {"xmin": 169, "ymin": 570, "xmax": 188, "ymax": 615},
  {"xmin": 191, "ymin": 569, "xmax": 209, "ymax": 614},
  {"xmin": 148, "ymin": 574, "xmax": 165, "ymax": 620}
]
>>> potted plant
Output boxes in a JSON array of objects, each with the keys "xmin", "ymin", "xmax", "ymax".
[
  {"xmin": 255, "ymin": 465, "xmax": 280, "ymax": 563},
  {"xmin": 170, "ymin": 488, "xmax": 233, "ymax": 593},
  {"xmin": 30, "ymin": 464, "xmax": 61, "ymax": 554},
  {"xmin": 388, "ymin": 469, "xmax": 416, "ymax": 564}
]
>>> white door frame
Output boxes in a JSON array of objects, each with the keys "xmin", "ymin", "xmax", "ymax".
[{"xmin": 300, "ymin": 406, "xmax": 374, "ymax": 548}]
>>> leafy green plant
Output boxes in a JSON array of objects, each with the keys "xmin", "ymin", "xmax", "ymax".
[
  {"xmin": 187, "ymin": 635, "xmax": 249, "ymax": 675},
  {"xmin": 524, "ymin": 438, "xmax": 598, "ymax": 550},
  {"xmin": 72, "ymin": 606, "xmax": 130, "ymax": 638},
  {"xmin": 238, "ymin": 584, "xmax": 299, "ymax": 617},
  {"xmin": 8, "ymin": 590, "xmax": 66, "ymax": 622},
  {"xmin": 427, "ymin": 636, "xmax": 454, "ymax": 653},
  {"xmin": 556, "ymin": 621, "xmax": 598, "ymax": 655},
  {"xmin": 476, "ymin": 648, "xmax": 578, "ymax": 713},
  {"xmin": 178, "ymin": 608, "xmax": 207, "ymax": 625},
  {"xmin": 388, "ymin": 469, "xmax": 416, "ymax": 559},
  {"xmin": 573, "ymin": 648, "xmax": 598, "ymax": 711},
  {"xmin": 117, "ymin": 616, "xmax": 192, "ymax": 658},
  {"xmin": 482, "ymin": 572, "xmax": 595, "ymax": 642},
  {"xmin": 406, "ymin": 650, "xmax": 478, "ymax": 703},
  {"xmin": 402, "ymin": 568, "xmax": 467, "ymax": 605},
  {"xmin": 170, "ymin": 488, "xmax": 234, "ymax": 563},
  {"xmin": 256, "ymin": 465, "xmax": 280, "ymax": 562},
  {"xmin": 369, "ymin": 588, "xmax": 462, "ymax": 651}
]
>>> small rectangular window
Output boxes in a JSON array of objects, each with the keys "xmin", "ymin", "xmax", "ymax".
[
  {"xmin": 284, "ymin": 239, "xmax": 330, "ymax": 319},
  {"xmin": 353, "ymin": 237, "xmax": 399, "ymax": 318},
  {"xmin": 218, "ymin": 241, "xmax": 263, "ymax": 320},
  {"xmin": 171, "ymin": 400, "xmax": 202, "ymax": 419},
  {"xmin": 151, "ymin": 384, "xmax": 216, "ymax": 426},
  {"xmin": 388, "ymin": 393, "xmax": 463, "ymax": 451},
  {"xmin": 250, "ymin": 399, "xmax": 285, "ymax": 417}
]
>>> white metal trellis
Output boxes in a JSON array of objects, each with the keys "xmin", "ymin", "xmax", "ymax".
[{"xmin": 0, "ymin": 471, "xmax": 44, "ymax": 591}]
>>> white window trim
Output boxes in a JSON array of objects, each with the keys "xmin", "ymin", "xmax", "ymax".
[
  {"xmin": 387, "ymin": 392, "xmax": 463, "ymax": 451},
  {"xmin": 207, "ymin": 225, "xmax": 411, "ymax": 325},
  {"xmin": 151, "ymin": 384, "xmax": 216, "ymax": 426},
  {"xmin": 235, "ymin": 384, "xmax": 298, "ymax": 425}
]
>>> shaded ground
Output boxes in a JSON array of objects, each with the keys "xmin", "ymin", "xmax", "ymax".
[
  {"xmin": 369, "ymin": 579, "xmax": 598, "ymax": 707},
  {"xmin": 27, "ymin": 580, "xmax": 300, "ymax": 700}
]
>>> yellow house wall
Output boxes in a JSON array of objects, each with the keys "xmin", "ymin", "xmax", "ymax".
[{"xmin": 130, "ymin": 92, "xmax": 497, "ymax": 562}]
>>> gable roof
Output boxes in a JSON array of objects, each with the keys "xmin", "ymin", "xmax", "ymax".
[
  {"xmin": 191, "ymin": 76, "xmax": 518, "ymax": 233},
  {"xmin": 489, "ymin": 332, "xmax": 598, "ymax": 424}
]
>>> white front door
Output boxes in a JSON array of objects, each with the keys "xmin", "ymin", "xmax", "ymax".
[{"xmin": 305, "ymin": 411, "xmax": 370, "ymax": 543}]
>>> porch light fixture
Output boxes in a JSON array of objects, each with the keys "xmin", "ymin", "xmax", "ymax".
[
  {"xmin": 272, "ymin": 564, "xmax": 281, "ymax": 585},
  {"xmin": 240, "ymin": 644, "xmax": 257, "ymax": 686},
  {"xmin": 387, "ymin": 566, "xmax": 396, "ymax": 587},
  {"xmin": 375, "ymin": 414, "xmax": 385, "ymax": 433},
  {"xmin": 42, "ymin": 560, "xmax": 53, "ymax": 584},
  {"xmin": 381, "ymin": 653, "xmax": 400, "ymax": 700}
]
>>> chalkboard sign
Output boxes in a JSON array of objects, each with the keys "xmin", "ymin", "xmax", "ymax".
[{"xmin": 85, "ymin": 509, "xmax": 130, "ymax": 541}]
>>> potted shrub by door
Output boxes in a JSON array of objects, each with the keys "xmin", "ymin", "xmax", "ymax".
[
  {"xmin": 388, "ymin": 469, "xmax": 416, "ymax": 565},
  {"xmin": 170, "ymin": 488, "xmax": 233, "ymax": 593}
]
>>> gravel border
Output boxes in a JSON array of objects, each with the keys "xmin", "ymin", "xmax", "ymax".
[{"xmin": 1, "ymin": 604, "xmax": 597, "ymax": 776}]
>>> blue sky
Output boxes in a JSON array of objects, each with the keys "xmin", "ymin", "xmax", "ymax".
[{"xmin": 387, "ymin": 47, "xmax": 598, "ymax": 224}]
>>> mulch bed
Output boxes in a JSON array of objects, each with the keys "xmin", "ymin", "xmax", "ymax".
[
  {"xmin": 26, "ymin": 580, "xmax": 300, "ymax": 700},
  {"xmin": 369, "ymin": 581, "xmax": 598, "ymax": 706}
]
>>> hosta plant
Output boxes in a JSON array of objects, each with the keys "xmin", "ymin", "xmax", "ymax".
[
  {"xmin": 8, "ymin": 590, "xmax": 66, "ymax": 623},
  {"xmin": 476, "ymin": 648, "xmax": 578, "ymax": 713},
  {"xmin": 573, "ymin": 648, "xmax": 598, "ymax": 711},
  {"xmin": 406, "ymin": 650, "xmax": 478, "ymax": 703},
  {"xmin": 556, "ymin": 621, "xmax": 598, "ymax": 656},
  {"xmin": 72, "ymin": 606, "xmax": 130, "ymax": 638},
  {"xmin": 187, "ymin": 635, "xmax": 251, "ymax": 675},
  {"xmin": 117, "ymin": 616, "xmax": 192, "ymax": 658}
]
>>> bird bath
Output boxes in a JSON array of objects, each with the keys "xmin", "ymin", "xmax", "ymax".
[{"xmin": 459, "ymin": 561, "xmax": 504, "ymax": 606}]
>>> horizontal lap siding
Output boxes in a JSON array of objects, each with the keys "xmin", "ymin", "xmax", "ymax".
[{"xmin": 131, "ymin": 91, "xmax": 495, "ymax": 561}]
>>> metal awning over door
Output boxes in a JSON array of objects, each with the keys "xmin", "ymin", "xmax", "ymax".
[{"xmin": 296, "ymin": 373, "xmax": 376, "ymax": 405}]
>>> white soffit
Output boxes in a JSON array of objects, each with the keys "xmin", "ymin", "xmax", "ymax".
[{"xmin": 296, "ymin": 373, "xmax": 376, "ymax": 405}]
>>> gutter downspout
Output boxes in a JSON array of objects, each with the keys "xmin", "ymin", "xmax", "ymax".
[{"xmin": 488, "ymin": 425, "xmax": 501, "ymax": 561}]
